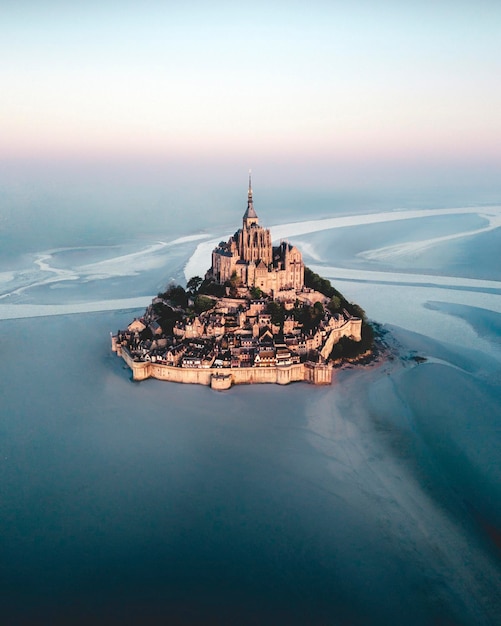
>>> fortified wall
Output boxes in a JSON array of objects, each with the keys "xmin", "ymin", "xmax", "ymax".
[
  {"xmin": 320, "ymin": 317, "xmax": 362, "ymax": 359},
  {"xmin": 116, "ymin": 345, "xmax": 332, "ymax": 391}
]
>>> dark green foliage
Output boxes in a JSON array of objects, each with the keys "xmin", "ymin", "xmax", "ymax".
[
  {"xmin": 305, "ymin": 266, "xmax": 367, "ymax": 321},
  {"xmin": 152, "ymin": 302, "xmax": 167, "ymax": 316},
  {"xmin": 323, "ymin": 278, "xmax": 373, "ymax": 362},
  {"xmin": 313, "ymin": 301, "xmax": 324, "ymax": 316},
  {"xmin": 267, "ymin": 300, "xmax": 285, "ymax": 327},
  {"xmin": 250, "ymin": 286, "xmax": 264, "ymax": 299},
  {"xmin": 346, "ymin": 303, "xmax": 367, "ymax": 322},
  {"xmin": 186, "ymin": 276, "xmax": 203, "ymax": 295},
  {"xmin": 152, "ymin": 302, "xmax": 183, "ymax": 334},
  {"xmin": 304, "ymin": 267, "xmax": 337, "ymax": 298},
  {"xmin": 292, "ymin": 302, "xmax": 325, "ymax": 334},
  {"xmin": 329, "ymin": 322, "xmax": 374, "ymax": 361},
  {"xmin": 139, "ymin": 327, "xmax": 153, "ymax": 341},
  {"xmin": 327, "ymin": 296, "xmax": 342, "ymax": 314},
  {"xmin": 194, "ymin": 295, "xmax": 215, "ymax": 314},
  {"xmin": 360, "ymin": 322, "xmax": 374, "ymax": 350},
  {"xmin": 198, "ymin": 278, "xmax": 226, "ymax": 297},
  {"xmin": 329, "ymin": 336, "xmax": 355, "ymax": 359},
  {"xmin": 158, "ymin": 284, "xmax": 188, "ymax": 308}
]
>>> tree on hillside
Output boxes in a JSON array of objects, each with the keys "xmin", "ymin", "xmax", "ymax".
[
  {"xmin": 327, "ymin": 296, "xmax": 342, "ymax": 314},
  {"xmin": 267, "ymin": 301, "xmax": 285, "ymax": 327},
  {"xmin": 226, "ymin": 271, "xmax": 241, "ymax": 297},
  {"xmin": 250, "ymin": 286, "xmax": 264, "ymax": 299},
  {"xmin": 305, "ymin": 266, "xmax": 367, "ymax": 321},
  {"xmin": 304, "ymin": 267, "xmax": 336, "ymax": 298},
  {"xmin": 159, "ymin": 284, "xmax": 188, "ymax": 308},
  {"xmin": 313, "ymin": 301, "xmax": 324, "ymax": 316},
  {"xmin": 186, "ymin": 276, "xmax": 203, "ymax": 296},
  {"xmin": 198, "ymin": 278, "xmax": 226, "ymax": 297},
  {"xmin": 194, "ymin": 295, "xmax": 215, "ymax": 314},
  {"xmin": 152, "ymin": 302, "xmax": 183, "ymax": 334},
  {"xmin": 346, "ymin": 303, "xmax": 367, "ymax": 322}
]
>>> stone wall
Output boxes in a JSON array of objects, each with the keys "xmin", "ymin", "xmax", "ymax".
[
  {"xmin": 118, "ymin": 348, "xmax": 332, "ymax": 389},
  {"xmin": 320, "ymin": 318, "xmax": 363, "ymax": 360},
  {"xmin": 229, "ymin": 363, "xmax": 305, "ymax": 385}
]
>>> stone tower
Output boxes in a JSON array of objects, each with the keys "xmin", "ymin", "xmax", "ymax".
[
  {"xmin": 237, "ymin": 172, "xmax": 273, "ymax": 266},
  {"xmin": 207, "ymin": 174, "xmax": 304, "ymax": 293}
]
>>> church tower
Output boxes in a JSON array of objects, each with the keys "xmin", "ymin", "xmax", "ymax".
[
  {"xmin": 207, "ymin": 173, "xmax": 304, "ymax": 293},
  {"xmin": 238, "ymin": 172, "xmax": 272, "ymax": 266},
  {"xmin": 242, "ymin": 171, "xmax": 258, "ymax": 228}
]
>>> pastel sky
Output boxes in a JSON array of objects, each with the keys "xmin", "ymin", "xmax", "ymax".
[{"xmin": 2, "ymin": 1, "xmax": 500, "ymax": 186}]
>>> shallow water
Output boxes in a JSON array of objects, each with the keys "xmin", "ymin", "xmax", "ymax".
[{"xmin": 1, "ymin": 192, "xmax": 501, "ymax": 624}]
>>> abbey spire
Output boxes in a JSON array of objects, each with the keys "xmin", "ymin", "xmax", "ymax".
[{"xmin": 243, "ymin": 170, "xmax": 258, "ymax": 227}]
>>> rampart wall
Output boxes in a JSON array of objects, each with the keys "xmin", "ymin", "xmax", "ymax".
[
  {"xmin": 320, "ymin": 318, "xmax": 362, "ymax": 360},
  {"xmin": 118, "ymin": 348, "xmax": 332, "ymax": 390}
]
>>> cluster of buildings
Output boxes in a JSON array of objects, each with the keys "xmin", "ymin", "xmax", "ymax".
[
  {"xmin": 112, "ymin": 295, "xmax": 361, "ymax": 372},
  {"xmin": 112, "ymin": 176, "xmax": 363, "ymax": 389}
]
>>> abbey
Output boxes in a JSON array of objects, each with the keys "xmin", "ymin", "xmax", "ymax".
[
  {"xmin": 207, "ymin": 175, "xmax": 305, "ymax": 294},
  {"xmin": 111, "ymin": 173, "xmax": 368, "ymax": 390}
]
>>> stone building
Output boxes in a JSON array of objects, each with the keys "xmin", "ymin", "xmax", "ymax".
[{"xmin": 208, "ymin": 174, "xmax": 305, "ymax": 295}]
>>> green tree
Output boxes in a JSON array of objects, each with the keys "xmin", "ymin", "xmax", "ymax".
[
  {"xmin": 304, "ymin": 266, "xmax": 367, "ymax": 321},
  {"xmin": 198, "ymin": 278, "xmax": 226, "ymax": 297},
  {"xmin": 250, "ymin": 286, "xmax": 264, "ymax": 299},
  {"xmin": 347, "ymin": 303, "xmax": 367, "ymax": 322},
  {"xmin": 226, "ymin": 271, "xmax": 241, "ymax": 297},
  {"xmin": 152, "ymin": 302, "xmax": 183, "ymax": 334},
  {"xmin": 267, "ymin": 301, "xmax": 285, "ymax": 327},
  {"xmin": 186, "ymin": 276, "xmax": 203, "ymax": 296},
  {"xmin": 359, "ymin": 322, "xmax": 374, "ymax": 350},
  {"xmin": 313, "ymin": 301, "xmax": 324, "ymax": 316},
  {"xmin": 160, "ymin": 284, "xmax": 188, "ymax": 308},
  {"xmin": 304, "ymin": 267, "xmax": 336, "ymax": 297},
  {"xmin": 327, "ymin": 296, "xmax": 341, "ymax": 313},
  {"xmin": 194, "ymin": 295, "xmax": 215, "ymax": 314},
  {"xmin": 328, "ymin": 323, "xmax": 374, "ymax": 361}
]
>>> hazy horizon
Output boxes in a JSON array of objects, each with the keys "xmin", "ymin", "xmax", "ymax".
[
  {"xmin": 1, "ymin": 1, "xmax": 500, "ymax": 186},
  {"xmin": 2, "ymin": 0, "xmax": 500, "ymax": 257}
]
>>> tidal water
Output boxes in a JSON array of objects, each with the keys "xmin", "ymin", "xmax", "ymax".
[{"xmin": 1, "ymin": 181, "xmax": 501, "ymax": 624}]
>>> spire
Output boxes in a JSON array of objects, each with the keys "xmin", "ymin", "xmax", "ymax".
[{"xmin": 243, "ymin": 169, "xmax": 258, "ymax": 223}]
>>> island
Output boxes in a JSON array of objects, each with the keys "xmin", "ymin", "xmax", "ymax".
[{"xmin": 111, "ymin": 175, "xmax": 374, "ymax": 390}]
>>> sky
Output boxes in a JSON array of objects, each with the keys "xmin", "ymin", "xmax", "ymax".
[{"xmin": 1, "ymin": 0, "xmax": 501, "ymax": 189}]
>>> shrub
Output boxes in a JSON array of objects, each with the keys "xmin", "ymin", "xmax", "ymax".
[
  {"xmin": 194, "ymin": 295, "xmax": 215, "ymax": 314},
  {"xmin": 159, "ymin": 284, "xmax": 188, "ymax": 308}
]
